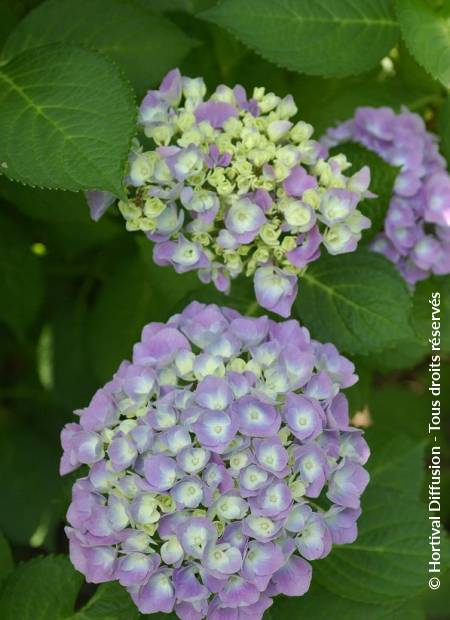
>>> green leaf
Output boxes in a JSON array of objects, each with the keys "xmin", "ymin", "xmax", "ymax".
[
  {"xmin": 69, "ymin": 582, "xmax": 140, "ymax": 620},
  {"xmin": 88, "ymin": 242, "xmax": 199, "ymax": 382},
  {"xmin": 365, "ymin": 431, "xmax": 426, "ymax": 497},
  {"xmin": 423, "ymin": 570, "xmax": 450, "ymax": 619},
  {"xmin": 202, "ymin": 0, "xmax": 399, "ymax": 78},
  {"xmin": 369, "ymin": 386, "xmax": 429, "ymax": 441},
  {"xmin": 0, "ymin": 2, "xmax": 17, "ymax": 47},
  {"xmin": 329, "ymin": 142, "xmax": 399, "ymax": 243},
  {"xmin": 271, "ymin": 434, "xmax": 447, "ymax": 619},
  {"xmin": 177, "ymin": 274, "xmax": 262, "ymax": 318},
  {"xmin": 396, "ymin": 0, "xmax": 450, "ymax": 88},
  {"xmin": 0, "ymin": 212, "xmax": 44, "ymax": 337},
  {"xmin": 361, "ymin": 270, "xmax": 442, "ymax": 370},
  {"xmin": 51, "ymin": 299, "xmax": 98, "ymax": 410},
  {"xmin": 0, "ymin": 532, "xmax": 13, "ymax": 586},
  {"xmin": 438, "ymin": 96, "xmax": 450, "ymax": 167},
  {"xmin": 2, "ymin": 0, "xmax": 42, "ymax": 18},
  {"xmin": 88, "ymin": 254, "xmax": 153, "ymax": 383},
  {"xmin": 396, "ymin": 42, "xmax": 443, "ymax": 96},
  {"xmin": 0, "ymin": 419, "xmax": 63, "ymax": 546},
  {"xmin": 365, "ymin": 276, "xmax": 450, "ymax": 372},
  {"xmin": 0, "ymin": 44, "xmax": 136, "ymax": 197},
  {"xmin": 146, "ymin": 0, "xmax": 218, "ymax": 13},
  {"xmin": 2, "ymin": 0, "xmax": 196, "ymax": 95},
  {"xmin": 345, "ymin": 362, "xmax": 372, "ymax": 415},
  {"xmin": 0, "ymin": 558, "xmax": 149, "ymax": 620},
  {"xmin": 0, "ymin": 178, "xmax": 121, "ymax": 256},
  {"xmin": 384, "ymin": 602, "xmax": 425, "ymax": 620},
  {"xmin": 0, "ymin": 177, "xmax": 93, "ymax": 223},
  {"xmin": 43, "ymin": 212, "xmax": 121, "ymax": 256},
  {"xmin": 295, "ymin": 250, "xmax": 414, "ymax": 356},
  {"xmin": 0, "ymin": 556, "xmax": 82, "ymax": 620},
  {"xmin": 293, "ymin": 73, "xmax": 440, "ymax": 137},
  {"xmin": 366, "ymin": 336, "xmax": 427, "ymax": 371}
]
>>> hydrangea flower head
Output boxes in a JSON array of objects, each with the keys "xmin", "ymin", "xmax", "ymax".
[
  {"xmin": 61, "ymin": 301, "xmax": 369, "ymax": 619},
  {"xmin": 324, "ymin": 106, "xmax": 450, "ymax": 285},
  {"xmin": 87, "ymin": 69, "xmax": 372, "ymax": 317}
]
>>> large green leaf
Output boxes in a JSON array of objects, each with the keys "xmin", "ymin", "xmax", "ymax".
[
  {"xmin": 369, "ymin": 386, "xmax": 428, "ymax": 441},
  {"xmin": 396, "ymin": 0, "xmax": 450, "ymax": 89},
  {"xmin": 0, "ymin": 533, "xmax": 13, "ymax": 586},
  {"xmin": 0, "ymin": 177, "xmax": 93, "ymax": 223},
  {"xmin": 202, "ymin": 0, "xmax": 399, "ymax": 78},
  {"xmin": 0, "ymin": 3, "xmax": 17, "ymax": 46},
  {"xmin": 2, "ymin": 0, "xmax": 42, "ymax": 18},
  {"xmin": 396, "ymin": 42, "xmax": 443, "ymax": 96},
  {"xmin": 51, "ymin": 298, "xmax": 98, "ymax": 410},
  {"xmin": 2, "ymin": 0, "xmax": 196, "ymax": 94},
  {"xmin": 295, "ymin": 73, "xmax": 441, "ymax": 137},
  {"xmin": 0, "ymin": 563, "xmax": 164, "ymax": 620},
  {"xmin": 0, "ymin": 556, "xmax": 82, "ymax": 620},
  {"xmin": 329, "ymin": 142, "xmax": 399, "ymax": 243},
  {"xmin": 146, "ymin": 0, "xmax": 217, "ymax": 13},
  {"xmin": 0, "ymin": 212, "xmax": 44, "ymax": 337},
  {"xmin": 438, "ymin": 96, "xmax": 450, "ymax": 167},
  {"xmin": 0, "ymin": 556, "xmax": 148, "ymax": 620},
  {"xmin": 295, "ymin": 250, "xmax": 414, "ymax": 355},
  {"xmin": 0, "ymin": 419, "xmax": 63, "ymax": 546},
  {"xmin": 0, "ymin": 178, "xmax": 121, "ymax": 256},
  {"xmin": 423, "ymin": 571, "xmax": 450, "ymax": 620},
  {"xmin": 271, "ymin": 434, "xmax": 450, "ymax": 619},
  {"xmin": 0, "ymin": 44, "xmax": 135, "ymax": 197},
  {"xmin": 69, "ymin": 582, "xmax": 140, "ymax": 620},
  {"xmin": 361, "ymin": 272, "xmax": 444, "ymax": 371},
  {"xmin": 366, "ymin": 336, "xmax": 427, "ymax": 372},
  {"xmin": 0, "ymin": 556, "xmax": 141, "ymax": 620}
]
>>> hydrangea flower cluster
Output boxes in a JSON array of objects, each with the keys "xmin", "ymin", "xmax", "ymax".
[
  {"xmin": 87, "ymin": 69, "xmax": 372, "ymax": 317},
  {"xmin": 323, "ymin": 106, "xmax": 450, "ymax": 285},
  {"xmin": 61, "ymin": 302, "xmax": 369, "ymax": 619}
]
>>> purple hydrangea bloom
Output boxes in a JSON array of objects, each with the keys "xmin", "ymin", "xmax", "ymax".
[
  {"xmin": 324, "ymin": 106, "xmax": 450, "ymax": 285},
  {"xmin": 61, "ymin": 302, "xmax": 369, "ymax": 619},
  {"xmin": 87, "ymin": 69, "xmax": 372, "ymax": 317},
  {"xmin": 85, "ymin": 190, "xmax": 116, "ymax": 221}
]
